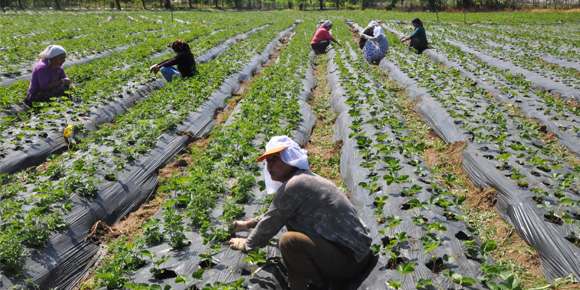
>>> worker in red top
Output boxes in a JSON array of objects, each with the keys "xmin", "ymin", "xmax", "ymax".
[{"xmin": 310, "ymin": 20, "xmax": 341, "ymax": 55}]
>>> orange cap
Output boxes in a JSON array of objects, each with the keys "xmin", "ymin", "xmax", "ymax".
[{"xmin": 257, "ymin": 146, "xmax": 286, "ymax": 162}]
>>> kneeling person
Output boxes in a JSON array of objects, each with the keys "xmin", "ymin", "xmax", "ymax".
[{"xmin": 229, "ymin": 136, "xmax": 372, "ymax": 290}]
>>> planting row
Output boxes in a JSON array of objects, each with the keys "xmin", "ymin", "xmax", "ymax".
[
  {"xmin": 322, "ymin": 21, "xmax": 513, "ymax": 290},
  {"xmin": 383, "ymin": 22, "xmax": 580, "ymax": 158},
  {"xmin": 0, "ymin": 12, "xmax": 259, "ymax": 109},
  {"xmin": 457, "ymin": 22, "xmax": 580, "ymax": 64},
  {"xmin": 0, "ymin": 19, "xmax": 297, "ymax": 289},
  {"xmin": 428, "ymin": 22, "xmax": 580, "ymax": 91},
  {"xmin": 349, "ymin": 19, "xmax": 580, "ymax": 282},
  {"xmin": 0, "ymin": 11, "xmax": 177, "ymax": 79},
  {"xmin": 86, "ymin": 18, "xmax": 317, "ymax": 290},
  {"xmin": 0, "ymin": 18, "xmax": 270, "ymax": 175}
]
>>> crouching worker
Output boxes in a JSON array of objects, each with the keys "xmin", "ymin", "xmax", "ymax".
[
  {"xmin": 149, "ymin": 39, "xmax": 196, "ymax": 82},
  {"xmin": 310, "ymin": 20, "xmax": 342, "ymax": 55},
  {"xmin": 26, "ymin": 45, "xmax": 75, "ymax": 106},
  {"xmin": 228, "ymin": 136, "xmax": 372, "ymax": 290},
  {"xmin": 399, "ymin": 18, "xmax": 429, "ymax": 54},
  {"xmin": 360, "ymin": 21, "xmax": 389, "ymax": 63}
]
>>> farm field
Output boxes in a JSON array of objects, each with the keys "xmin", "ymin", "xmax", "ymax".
[{"xmin": 0, "ymin": 9, "xmax": 579, "ymax": 290}]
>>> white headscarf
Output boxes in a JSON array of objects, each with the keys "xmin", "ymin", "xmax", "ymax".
[
  {"xmin": 322, "ymin": 20, "xmax": 333, "ymax": 28},
  {"xmin": 39, "ymin": 45, "xmax": 67, "ymax": 61},
  {"xmin": 367, "ymin": 20, "xmax": 379, "ymax": 29},
  {"xmin": 373, "ymin": 25, "xmax": 384, "ymax": 37},
  {"xmin": 258, "ymin": 136, "xmax": 309, "ymax": 194}
]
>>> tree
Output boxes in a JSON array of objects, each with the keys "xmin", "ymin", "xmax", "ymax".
[
  {"xmin": 165, "ymin": 0, "xmax": 171, "ymax": 9},
  {"xmin": 362, "ymin": 0, "xmax": 373, "ymax": 9},
  {"xmin": 318, "ymin": 0, "xmax": 323, "ymax": 9}
]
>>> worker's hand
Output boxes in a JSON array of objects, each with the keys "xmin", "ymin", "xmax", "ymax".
[
  {"xmin": 62, "ymin": 78, "xmax": 72, "ymax": 86},
  {"xmin": 149, "ymin": 64, "xmax": 160, "ymax": 74},
  {"xmin": 229, "ymin": 220, "xmax": 249, "ymax": 233},
  {"xmin": 228, "ymin": 238, "xmax": 247, "ymax": 251}
]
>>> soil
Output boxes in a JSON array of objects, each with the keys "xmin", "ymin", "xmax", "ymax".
[
  {"xmin": 365, "ymin": 65, "xmax": 551, "ymax": 287},
  {"xmin": 303, "ymin": 53, "xmax": 345, "ymax": 193},
  {"xmin": 74, "ymin": 28, "xmax": 294, "ymax": 290}
]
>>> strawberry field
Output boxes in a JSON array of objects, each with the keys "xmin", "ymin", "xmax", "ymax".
[{"xmin": 1, "ymin": 9, "xmax": 579, "ymax": 290}]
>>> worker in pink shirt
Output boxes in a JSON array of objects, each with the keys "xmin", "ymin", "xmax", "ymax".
[
  {"xmin": 310, "ymin": 20, "xmax": 342, "ymax": 55},
  {"xmin": 26, "ymin": 45, "xmax": 74, "ymax": 106}
]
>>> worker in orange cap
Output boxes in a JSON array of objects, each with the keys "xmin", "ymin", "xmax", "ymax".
[{"xmin": 228, "ymin": 135, "xmax": 372, "ymax": 290}]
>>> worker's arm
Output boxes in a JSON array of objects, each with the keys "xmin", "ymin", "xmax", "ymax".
[{"xmin": 330, "ymin": 36, "xmax": 342, "ymax": 47}]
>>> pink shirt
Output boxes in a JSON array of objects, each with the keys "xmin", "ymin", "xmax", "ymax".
[
  {"xmin": 311, "ymin": 27, "xmax": 332, "ymax": 44},
  {"xmin": 27, "ymin": 60, "xmax": 67, "ymax": 100}
]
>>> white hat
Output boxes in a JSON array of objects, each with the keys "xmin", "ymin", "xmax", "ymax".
[
  {"xmin": 257, "ymin": 136, "xmax": 309, "ymax": 194},
  {"xmin": 367, "ymin": 20, "xmax": 379, "ymax": 28},
  {"xmin": 39, "ymin": 45, "xmax": 67, "ymax": 61}
]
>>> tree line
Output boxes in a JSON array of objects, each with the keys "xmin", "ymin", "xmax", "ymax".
[{"xmin": 1, "ymin": 0, "xmax": 579, "ymax": 13}]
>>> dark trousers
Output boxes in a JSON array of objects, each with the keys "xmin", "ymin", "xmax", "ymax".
[
  {"xmin": 410, "ymin": 38, "xmax": 428, "ymax": 54},
  {"xmin": 27, "ymin": 85, "xmax": 69, "ymax": 104},
  {"xmin": 311, "ymin": 40, "xmax": 331, "ymax": 54},
  {"xmin": 279, "ymin": 231, "xmax": 371, "ymax": 290}
]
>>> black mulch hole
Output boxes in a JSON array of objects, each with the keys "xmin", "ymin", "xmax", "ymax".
[
  {"xmin": 400, "ymin": 203, "xmax": 412, "ymax": 210},
  {"xmin": 379, "ymin": 257, "xmax": 409, "ymax": 271},
  {"xmin": 455, "ymin": 231, "xmax": 471, "ymax": 241},
  {"xmin": 531, "ymin": 171, "xmax": 541, "ymax": 177},
  {"xmin": 554, "ymin": 191, "xmax": 565, "ymax": 198},
  {"xmin": 483, "ymin": 155, "xmax": 494, "ymax": 160},
  {"xmin": 565, "ymin": 235, "xmax": 580, "ymax": 248},
  {"xmin": 537, "ymin": 166, "xmax": 551, "ymax": 173},
  {"xmin": 153, "ymin": 269, "xmax": 177, "ymax": 280},
  {"xmin": 241, "ymin": 268, "xmax": 252, "ymax": 276},
  {"xmin": 544, "ymin": 214, "xmax": 563, "ymax": 225},
  {"xmin": 199, "ymin": 259, "xmax": 217, "ymax": 270},
  {"xmin": 532, "ymin": 196, "xmax": 543, "ymax": 204},
  {"xmin": 425, "ymin": 257, "xmax": 446, "ymax": 274},
  {"xmin": 443, "ymin": 212, "xmax": 459, "ymax": 221},
  {"xmin": 381, "ymin": 236, "xmax": 393, "ymax": 247}
]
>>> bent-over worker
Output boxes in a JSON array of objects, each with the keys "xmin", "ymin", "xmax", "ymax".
[
  {"xmin": 400, "ymin": 18, "xmax": 429, "ymax": 54},
  {"xmin": 149, "ymin": 39, "xmax": 196, "ymax": 82},
  {"xmin": 26, "ymin": 45, "xmax": 74, "ymax": 106},
  {"xmin": 228, "ymin": 136, "xmax": 372, "ymax": 290},
  {"xmin": 310, "ymin": 20, "xmax": 342, "ymax": 55},
  {"xmin": 360, "ymin": 21, "xmax": 389, "ymax": 63}
]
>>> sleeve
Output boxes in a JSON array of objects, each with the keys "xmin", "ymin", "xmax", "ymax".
[
  {"xmin": 409, "ymin": 27, "xmax": 419, "ymax": 38},
  {"xmin": 36, "ymin": 65, "xmax": 52, "ymax": 91},
  {"xmin": 157, "ymin": 54, "xmax": 180, "ymax": 67},
  {"xmin": 367, "ymin": 35, "xmax": 380, "ymax": 42},
  {"xmin": 245, "ymin": 184, "xmax": 303, "ymax": 250}
]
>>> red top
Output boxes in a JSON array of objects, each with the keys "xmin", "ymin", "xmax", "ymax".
[{"xmin": 311, "ymin": 27, "xmax": 332, "ymax": 44}]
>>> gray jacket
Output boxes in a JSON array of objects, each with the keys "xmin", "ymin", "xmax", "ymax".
[{"xmin": 246, "ymin": 170, "xmax": 372, "ymax": 262}]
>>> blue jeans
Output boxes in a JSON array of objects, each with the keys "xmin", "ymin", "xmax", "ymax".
[{"xmin": 160, "ymin": 66, "xmax": 180, "ymax": 82}]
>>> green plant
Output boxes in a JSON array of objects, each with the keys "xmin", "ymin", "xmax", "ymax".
[{"xmin": 243, "ymin": 248, "xmax": 267, "ymax": 275}]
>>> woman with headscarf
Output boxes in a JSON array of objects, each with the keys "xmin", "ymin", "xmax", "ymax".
[
  {"xmin": 26, "ymin": 45, "xmax": 74, "ymax": 105},
  {"xmin": 400, "ymin": 18, "xmax": 429, "ymax": 54},
  {"xmin": 310, "ymin": 20, "xmax": 342, "ymax": 55},
  {"xmin": 359, "ymin": 20, "xmax": 379, "ymax": 49},
  {"xmin": 228, "ymin": 136, "xmax": 372, "ymax": 290},
  {"xmin": 360, "ymin": 21, "xmax": 389, "ymax": 63},
  {"xmin": 149, "ymin": 39, "xmax": 196, "ymax": 82}
]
